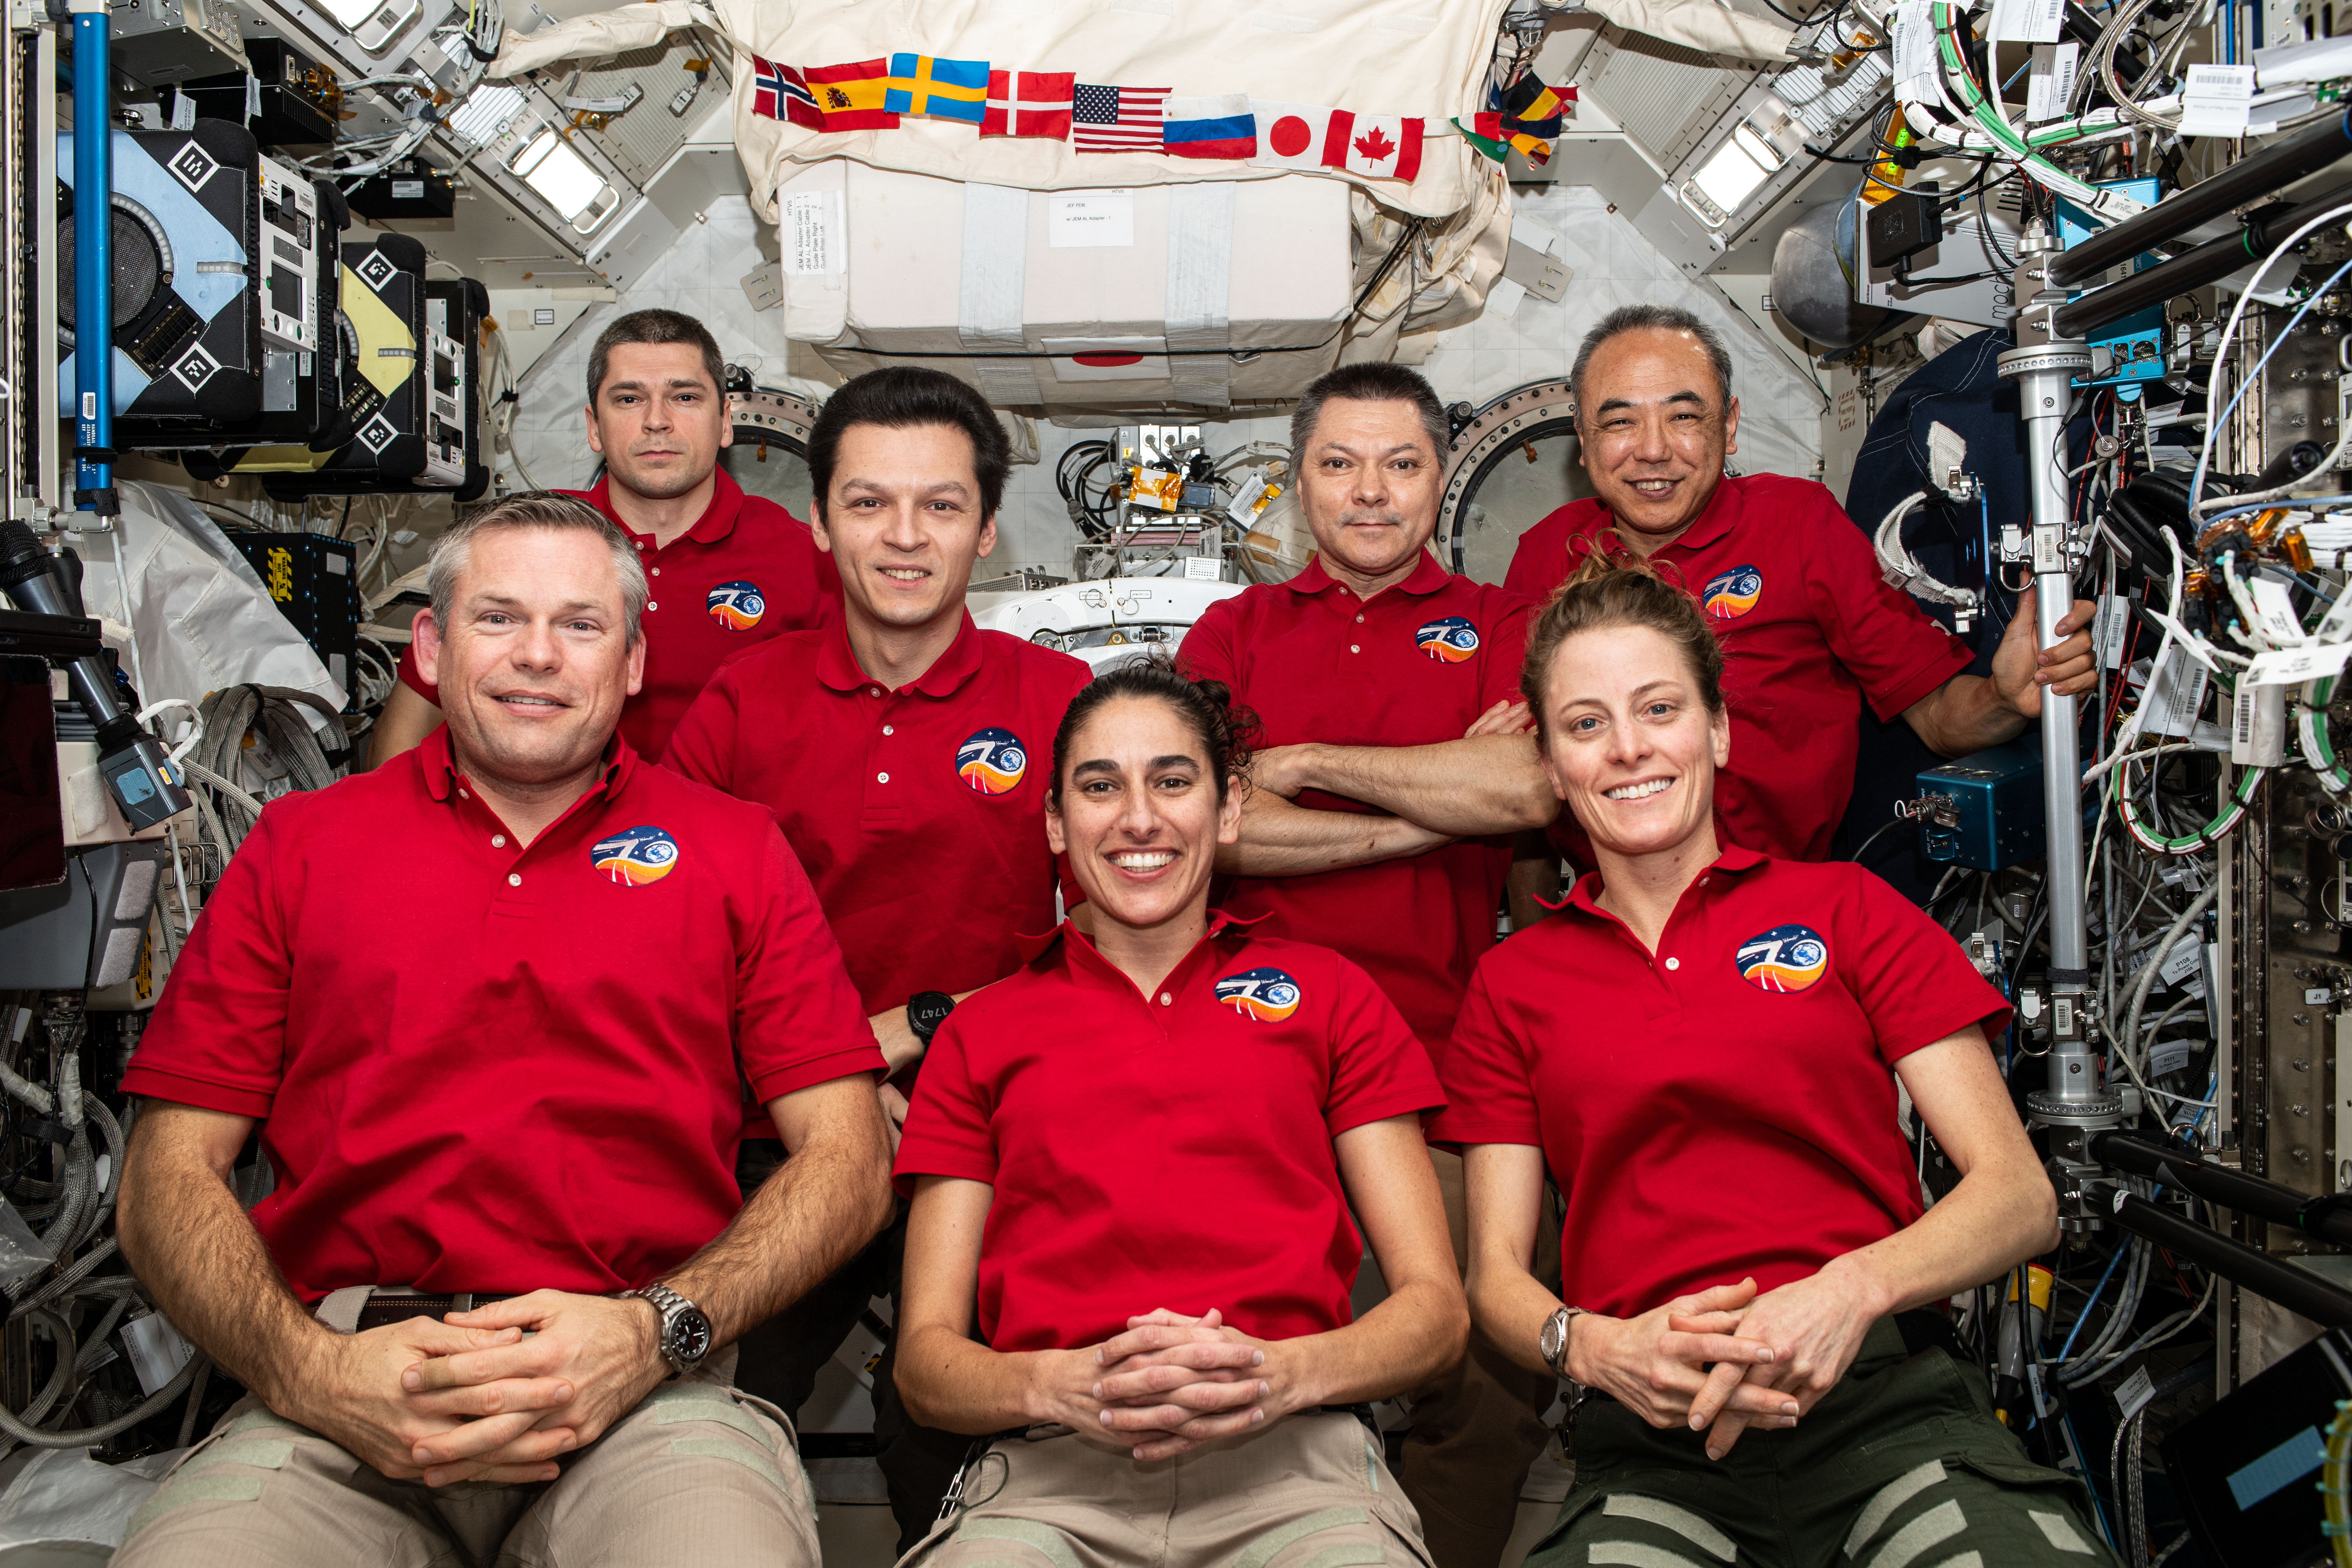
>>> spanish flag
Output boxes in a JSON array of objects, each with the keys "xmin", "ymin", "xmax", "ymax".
[
  {"xmin": 884, "ymin": 53, "xmax": 990, "ymax": 125},
  {"xmin": 803, "ymin": 59, "xmax": 900, "ymax": 131}
]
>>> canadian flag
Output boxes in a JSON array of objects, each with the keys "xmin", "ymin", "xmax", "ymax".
[{"xmin": 1322, "ymin": 112, "xmax": 1424, "ymax": 182}]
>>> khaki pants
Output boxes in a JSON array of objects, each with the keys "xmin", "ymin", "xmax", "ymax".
[
  {"xmin": 897, "ymin": 1409, "xmax": 1435, "ymax": 1568},
  {"xmin": 112, "ymin": 1288, "xmax": 820, "ymax": 1568},
  {"xmin": 1398, "ymin": 1146, "xmax": 1563, "ymax": 1568}
]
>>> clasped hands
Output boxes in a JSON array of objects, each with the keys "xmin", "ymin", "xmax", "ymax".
[
  {"xmin": 1576, "ymin": 1268, "xmax": 1881, "ymax": 1461},
  {"xmin": 288, "ymin": 1289, "xmax": 667, "ymax": 1487},
  {"xmin": 1027, "ymin": 1307, "xmax": 1288, "ymax": 1462}
]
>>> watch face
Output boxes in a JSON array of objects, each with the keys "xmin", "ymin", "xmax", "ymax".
[
  {"xmin": 671, "ymin": 1306, "xmax": 713, "ymax": 1365},
  {"xmin": 911, "ymin": 993, "xmax": 954, "ymax": 1030}
]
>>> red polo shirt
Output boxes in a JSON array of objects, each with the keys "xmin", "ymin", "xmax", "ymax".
[
  {"xmin": 121, "ymin": 728, "xmax": 883, "ymax": 1301},
  {"xmin": 1431, "ymin": 846, "xmax": 2009, "ymax": 1320},
  {"xmin": 398, "ymin": 469, "xmax": 839, "ymax": 760},
  {"xmin": 663, "ymin": 614, "xmax": 1092, "ymax": 1016},
  {"xmin": 1179, "ymin": 552, "xmax": 1533, "ymax": 1048},
  {"xmin": 1505, "ymin": 475, "xmax": 1973, "ymax": 862},
  {"xmin": 893, "ymin": 915, "xmax": 1441, "ymax": 1351}
]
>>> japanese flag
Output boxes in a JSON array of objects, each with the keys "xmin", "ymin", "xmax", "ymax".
[
  {"xmin": 1323, "ymin": 111, "xmax": 1425, "ymax": 182},
  {"xmin": 1250, "ymin": 100, "xmax": 1338, "ymax": 170}
]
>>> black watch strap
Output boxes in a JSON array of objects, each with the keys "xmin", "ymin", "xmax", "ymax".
[{"xmin": 907, "ymin": 991, "xmax": 956, "ymax": 1047}]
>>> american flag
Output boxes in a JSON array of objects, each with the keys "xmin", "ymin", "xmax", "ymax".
[{"xmin": 1073, "ymin": 83, "xmax": 1168, "ymax": 152}]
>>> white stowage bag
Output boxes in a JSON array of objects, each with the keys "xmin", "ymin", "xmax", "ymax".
[
  {"xmin": 1578, "ymin": 0, "xmax": 1795, "ymax": 60},
  {"xmin": 493, "ymin": 0, "xmax": 1517, "ymax": 410},
  {"xmin": 491, "ymin": 0, "xmax": 1514, "ymax": 220},
  {"xmin": 64, "ymin": 483, "xmax": 345, "ymax": 725},
  {"xmin": 0, "ymin": 1445, "xmax": 183, "ymax": 1559}
]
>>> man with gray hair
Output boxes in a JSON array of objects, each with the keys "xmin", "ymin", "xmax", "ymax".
[
  {"xmin": 1254, "ymin": 306, "xmax": 2100, "ymax": 874},
  {"xmin": 370, "ymin": 306, "xmax": 839, "ymax": 769},
  {"xmin": 112, "ymin": 490, "xmax": 892, "ymax": 1568}
]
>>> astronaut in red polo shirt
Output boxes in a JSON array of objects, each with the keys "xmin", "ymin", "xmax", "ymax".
[
  {"xmin": 1250, "ymin": 306, "xmax": 2098, "ymax": 877},
  {"xmin": 368, "ymin": 308, "xmax": 837, "ymax": 769},
  {"xmin": 665, "ymin": 367, "xmax": 1091, "ymax": 1550},
  {"xmin": 1443, "ymin": 558, "xmax": 2108, "ymax": 1566},
  {"xmin": 891, "ymin": 659, "xmax": 1464, "ymax": 1567},
  {"xmin": 111, "ymin": 493, "xmax": 892, "ymax": 1568},
  {"xmin": 1175, "ymin": 362, "xmax": 1551, "ymax": 1568}
]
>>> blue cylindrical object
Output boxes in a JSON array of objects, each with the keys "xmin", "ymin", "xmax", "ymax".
[{"xmin": 70, "ymin": 0, "xmax": 111, "ymax": 506}]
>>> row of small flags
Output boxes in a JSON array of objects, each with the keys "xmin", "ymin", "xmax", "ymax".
[
  {"xmin": 750, "ymin": 52, "xmax": 1574, "ymax": 179},
  {"xmin": 1469, "ymin": 73, "xmax": 1573, "ymax": 165}
]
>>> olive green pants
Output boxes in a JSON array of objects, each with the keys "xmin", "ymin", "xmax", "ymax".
[{"xmin": 1527, "ymin": 1318, "xmax": 2118, "ymax": 1568}]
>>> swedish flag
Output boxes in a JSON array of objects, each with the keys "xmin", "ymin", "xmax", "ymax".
[{"xmin": 885, "ymin": 53, "xmax": 989, "ymax": 124}]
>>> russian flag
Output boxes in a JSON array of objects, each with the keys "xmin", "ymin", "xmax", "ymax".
[{"xmin": 1161, "ymin": 93, "xmax": 1256, "ymax": 160}]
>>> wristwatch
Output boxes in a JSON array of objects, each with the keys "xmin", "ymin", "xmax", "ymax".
[
  {"xmin": 623, "ymin": 1282, "xmax": 713, "ymax": 1376},
  {"xmin": 1540, "ymin": 1305, "xmax": 1588, "ymax": 1380},
  {"xmin": 906, "ymin": 991, "xmax": 957, "ymax": 1048}
]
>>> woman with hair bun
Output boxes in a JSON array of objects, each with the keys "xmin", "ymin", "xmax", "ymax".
[
  {"xmin": 890, "ymin": 656, "xmax": 1467, "ymax": 1568},
  {"xmin": 1446, "ymin": 558, "xmax": 2115, "ymax": 1567}
]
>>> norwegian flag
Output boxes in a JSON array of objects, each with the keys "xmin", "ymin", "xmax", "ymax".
[
  {"xmin": 982, "ymin": 70, "xmax": 1075, "ymax": 139},
  {"xmin": 1322, "ymin": 112, "xmax": 1425, "ymax": 182},
  {"xmin": 751, "ymin": 55, "xmax": 824, "ymax": 131},
  {"xmin": 1072, "ymin": 82, "xmax": 1168, "ymax": 153}
]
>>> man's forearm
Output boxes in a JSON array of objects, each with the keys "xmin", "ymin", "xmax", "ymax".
[
  {"xmin": 1905, "ymin": 674, "xmax": 2029, "ymax": 759},
  {"xmin": 871, "ymin": 987, "xmax": 985, "ymax": 1075},
  {"xmin": 1220, "ymin": 791, "xmax": 1452, "ymax": 878},
  {"xmin": 117, "ymin": 1119, "xmax": 329, "ymax": 1408},
  {"xmin": 1290, "ymin": 735, "xmax": 1558, "ymax": 836},
  {"xmin": 665, "ymin": 1093, "xmax": 893, "ymax": 1347}
]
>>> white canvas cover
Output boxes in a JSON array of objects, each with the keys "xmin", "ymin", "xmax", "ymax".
[
  {"xmin": 65, "ymin": 483, "xmax": 345, "ymax": 722},
  {"xmin": 491, "ymin": 0, "xmax": 1514, "ymax": 220},
  {"xmin": 489, "ymin": 0, "xmax": 1516, "ymax": 409},
  {"xmin": 1582, "ymin": 0, "xmax": 1795, "ymax": 60}
]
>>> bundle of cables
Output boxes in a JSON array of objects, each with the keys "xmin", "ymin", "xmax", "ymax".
[
  {"xmin": 0, "ymin": 999, "xmax": 210, "ymax": 1456},
  {"xmin": 295, "ymin": 0, "xmax": 507, "ymax": 188},
  {"xmin": 1055, "ymin": 441, "xmax": 1125, "ymax": 541}
]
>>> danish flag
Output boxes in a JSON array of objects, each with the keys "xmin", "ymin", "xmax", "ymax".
[{"xmin": 981, "ymin": 70, "xmax": 1075, "ymax": 139}]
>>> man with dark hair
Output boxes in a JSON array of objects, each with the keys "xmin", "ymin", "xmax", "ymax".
[
  {"xmin": 112, "ymin": 491, "xmax": 893, "ymax": 1568},
  {"xmin": 1176, "ymin": 362, "xmax": 1555, "ymax": 1568},
  {"xmin": 1250, "ymin": 308, "xmax": 2100, "ymax": 877},
  {"xmin": 368, "ymin": 307, "xmax": 837, "ymax": 768},
  {"xmin": 665, "ymin": 366, "xmax": 1092, "ymax": 1550}
]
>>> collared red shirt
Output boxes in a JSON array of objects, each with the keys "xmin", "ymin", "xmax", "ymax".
[
  {"xmin": 1430, "ymin": 845, "xmax": 2009, "ymax": 1320},
  {"xmin": 398, "ymin": 468, "xmax": 839, "ymax": 760},
  {"xmin": 1505, "ymin": 474, "xmax": 1974, "ymax": 863},
  {"xmin": 664, "ymin": 612, "xmax": 1092, "ymax": 1015},
  {"xmin": 1179, "ymin": 551, "xmax": 1534, "ymax": 1048},
  {"xmin": 893, "ymin": 915, "xmax": 1443, "ymax": 1352},
  {"xmin": 121, "ymin": 727, "xmax": 883, "ymax": 1301}
]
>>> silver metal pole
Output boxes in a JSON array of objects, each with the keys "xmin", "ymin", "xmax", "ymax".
[{"xmin": 2001, "ymin": 220, "xmax": 2119, "ymax": 1145}]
